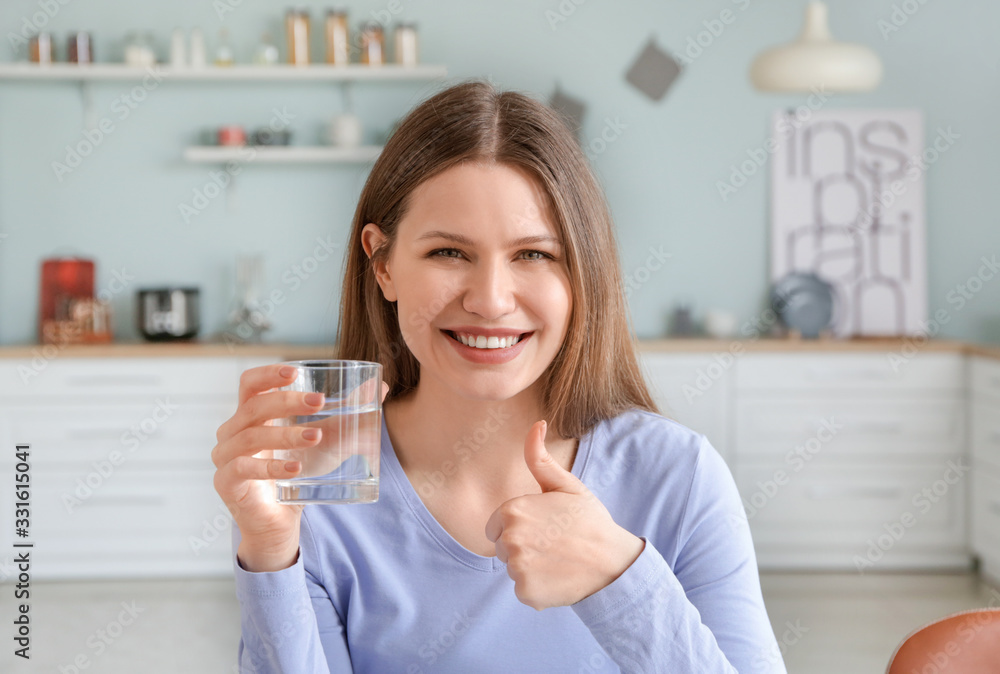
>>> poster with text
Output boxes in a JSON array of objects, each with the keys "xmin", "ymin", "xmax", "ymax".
[{"xmin": 770, "ymin": 109, "xmax": 926, "ymax": 337}]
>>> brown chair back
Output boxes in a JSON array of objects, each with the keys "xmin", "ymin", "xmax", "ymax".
[{"xmin": 885, "ymin": 608, "xmax": 1000, "ymax": 673}]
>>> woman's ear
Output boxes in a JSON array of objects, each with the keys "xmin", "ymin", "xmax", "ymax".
[{"xmin": 361, "ymin": 223, "xmax": 397, "ymax": 302}]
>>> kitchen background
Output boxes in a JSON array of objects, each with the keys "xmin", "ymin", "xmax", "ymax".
[
  {"xmin": 3, "ymin": 1, "xmax": 1000, "ymax": 673},
  {"xmin": 2, "ymin": 0, "xmax": 999, "ymax": 344}
]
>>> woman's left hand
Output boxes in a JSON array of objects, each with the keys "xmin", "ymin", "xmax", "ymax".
[{"xmin": 485, "ymin": 420, "xmax": 645, "ymax": 611}]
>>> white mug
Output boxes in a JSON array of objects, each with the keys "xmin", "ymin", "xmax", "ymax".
[
  {"xmin": 326, "ymin": 114, "xmax": 362, "ymax": 148},
  {"xmin": 704, "ymin": 309, "xmax": 739, "ymax": 339}
]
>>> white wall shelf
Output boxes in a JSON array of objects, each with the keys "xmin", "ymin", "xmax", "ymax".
[
  {"xmin": 183, "ymin": 145, "xmax": 382, "ymax": 164},
  {"xmin": 0, "ymin": 62, "xmax": 448, "ymax": 82}
]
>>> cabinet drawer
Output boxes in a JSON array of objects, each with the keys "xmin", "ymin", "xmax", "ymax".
[
  {"xmin": 0, "ymin": 357, "xmax": 241, "ymax": 397},
  {"xmin": 26, "ymin": 468, "xmax": 232, "ymax": 579},
  {"xmin": 3, "ymin": 402, "xmax": 234, "ymax": 468},
  {"xmin": 735, "ymin": 353, "xmax": 964, "ymax": 393},
  {"xmin": 734, "ymin": 398, "xmax": 964, "ymax": 459},
  {"xmin": 638, "ymin": 353, "xmax": 731, "ymax": 463},
  {"xmin": 737, "ymin": 460, "xmax": 967, "ymax": 551},
  {"xmin": 970, "ymin": 357, "xmax": 1000, "ymax": 398},
  {"xmin": 971, "ymin": 400, "xmax": 1000, "ymax": 468},
  {"xmin": 971, "ymin": 464, "xmax": 1000, "ymax": 562}
]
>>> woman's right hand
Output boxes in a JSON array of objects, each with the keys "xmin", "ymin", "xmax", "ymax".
[{"xmin": 212, "ymin": 363, "xmax": 387, "ymax": 572}]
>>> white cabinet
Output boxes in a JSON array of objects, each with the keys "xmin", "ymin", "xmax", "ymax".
[
  {"xmin": 732, "ymin": 352, "xmax": 968, "ymax": 570},
  {"xmin": 0, "ymin": 354, "xmax": 279, "ymax": 580},
  {"xmin": 4, "ymin": 345, "xmax": 998, "ymax": 579},
  {"xmin": 970, "ymin": 356, "xmax": 1000, "ymax": 584},
  {"xmin": 638, "ymin": 351, "xmax": 732, "ymax": 466}
]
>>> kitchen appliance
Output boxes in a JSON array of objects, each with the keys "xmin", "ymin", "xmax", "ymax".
[
  {"xmin": 38, "ymin": 257, "xmax": 112, "ymax": 344},
  {"xmin": 225, "ymin": 255, "xmax": 272, "ymax": 342},
  {"xmin": 137, "ymin": 288, "xmax": 200, "ymax": 341}
]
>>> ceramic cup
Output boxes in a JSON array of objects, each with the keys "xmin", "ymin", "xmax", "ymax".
[{"xmin": 326, "ymin": 114, "xmax": 363, "ymax": 148}]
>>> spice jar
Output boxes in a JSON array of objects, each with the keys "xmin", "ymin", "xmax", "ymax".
[
  {"xmin": 254, "ymin": 32, "xmax": 279, "ymax": 65},
  {"xmin": 359, "ymin": 22, "xmax": 384, "ymax": 66},
  {"xmin": 285, "ymin": 8, "xmax": 311, "ymax": 65},
  {"xmin": 394, "ymin": 23, "xmax": 418, "ymax": 66},
  {"xmin": 29, "ymin": 33, "xmax": 54, "ymax": 64},
  {"xmin": 325, "ymin": 10, "xmax": 349, "ymax": 65},
  {"xmin": 124, "ymin": 31, "xmax": 156, "ymax": 67},
  {"xmin": 217, "ymin": 125, "xmax": 247, "ymax": 147},
  {"xmin": 67, "ymin": 32, "xmax": 92, "ymax": 64}
]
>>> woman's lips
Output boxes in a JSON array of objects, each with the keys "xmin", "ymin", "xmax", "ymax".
[{"xmin": 441, "ymin": 329, "xmax": 533, "ymax": 364}]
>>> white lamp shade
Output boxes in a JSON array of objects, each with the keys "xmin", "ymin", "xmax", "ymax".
[{"xmin": 750, "ymin": 1, "xmax": 883, "ymax": 92}]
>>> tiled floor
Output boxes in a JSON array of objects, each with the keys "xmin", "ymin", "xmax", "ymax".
[
  {"xmin": 760, "ymin": 571, "xmax": 1000, "ymax": 673},
  {"xmin": 4, "ymin": 571, "xmax": 998, "ymax": 673}
]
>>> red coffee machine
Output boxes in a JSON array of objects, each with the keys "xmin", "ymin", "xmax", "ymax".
[{"xmin": 38, "ymin": 257, "xmax": 112, "ymax": 344}]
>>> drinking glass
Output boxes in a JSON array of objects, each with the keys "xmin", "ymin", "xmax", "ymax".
[{"xmin": 270, "ymin": 360, "xmax": 382, "ymax": 504}]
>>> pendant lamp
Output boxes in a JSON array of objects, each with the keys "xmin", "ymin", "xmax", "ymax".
[{"xmin": 750, "ymin": 1, "xmax": 882, "ymax": 92}]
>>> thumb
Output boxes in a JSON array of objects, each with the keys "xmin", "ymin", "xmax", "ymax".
[{"xmin": 524, "ymin": 420, "xmax": 586, "ymax": 494}]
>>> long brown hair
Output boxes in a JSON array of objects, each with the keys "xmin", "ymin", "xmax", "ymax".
[{"xmin": 337, "ymin": 79, "xmax": 658, "ymax": 439}]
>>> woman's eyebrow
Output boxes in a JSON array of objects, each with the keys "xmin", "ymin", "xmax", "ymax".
[{"xmin": 415, "ymin": 230, "xmax": 563, "ymax": 247}]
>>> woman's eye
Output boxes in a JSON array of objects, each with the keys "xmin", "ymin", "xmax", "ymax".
[
  {"xmin": 427, "ymin": 248, "xmax": 554, "ymax": 261},
  {"xmin": 521, "ymin": 250, "xmax": 552, "ymax": 261}
]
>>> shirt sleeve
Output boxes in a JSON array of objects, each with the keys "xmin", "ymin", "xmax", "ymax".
[
  {"xmin": 571, "ymin": 435, "xmax": 787, "ymax": 673},
  {"xmin": 231, "ymin": 513, "xmax": 354, "ymax": 673}
]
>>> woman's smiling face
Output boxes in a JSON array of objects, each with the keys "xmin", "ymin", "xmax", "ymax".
[{"xmin": 362, "ymin": 161, "xmax": 573, "ymax": 401}]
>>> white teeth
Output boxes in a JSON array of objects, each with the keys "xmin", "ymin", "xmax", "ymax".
[{"xmin": 452, "ymin": 332, "xmax": 521, "ymax": 349}]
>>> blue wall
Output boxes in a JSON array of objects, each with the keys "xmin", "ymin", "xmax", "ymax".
[{"xmin": 1, "ymin": 0, "xmax": 998, "ymax": 344}]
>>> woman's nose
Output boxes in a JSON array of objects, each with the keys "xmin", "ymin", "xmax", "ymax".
[{"xmin": 461, "ymin": 257, "xmax": 517, "ymax": 320}]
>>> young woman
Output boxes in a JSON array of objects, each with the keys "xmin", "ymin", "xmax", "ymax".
[{"xmin": 213, "ymin": 80, "xmax": 786, "ymax": 673}]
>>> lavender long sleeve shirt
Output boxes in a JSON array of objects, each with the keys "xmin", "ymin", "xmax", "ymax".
[{"xmin": 231, "ymin": 408, "xmax": 787, "ymax": 673}]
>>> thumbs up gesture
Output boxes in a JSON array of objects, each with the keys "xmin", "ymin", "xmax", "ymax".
[{"xmin": 484, "ymin": 420, "xmax": 645, "ymax": 610}]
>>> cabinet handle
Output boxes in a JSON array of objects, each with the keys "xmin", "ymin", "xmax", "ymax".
[
  {"xmin": 67, "ymin": 427, "xmax": 166, "ymax": 440},
  {"xmin": 806, "ymin": 418, "xmax": 902, "ymax": 435},
  {"xmin": 67, "ymin": 427, "xmax": 130, "ymax": 440},
  {"xmin": 65, "ymin": 375, "xmax": 163, "ymax": 388},
  {"xmin": 805, "ymin": 366, "xmax": 893, "ymax": 382},
  {"xmin": 851, "ymin": 420, "xmax": 903, "ymax": 434},
  {"xmin": 76, "ymin": 494, "xmax": 166, "ymax": 508},
  {"xmin": 806, "ymin": 485, "xmax": 901, "ymax": 500}
]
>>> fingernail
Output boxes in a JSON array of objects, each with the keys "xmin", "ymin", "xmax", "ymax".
[
  {"xmin": 285, "ymin": 461, "xmax": 300, "ymax": 472},
  {"xmin": 302, "ymin": 428, "xmax": 320, "ymax": 441},
  {"xmin": 304, "ymin": 392, "xmax": 323, "ymax": 406},
  {"xmin": 541, "ymin": 420, "xmax": 547, "ymax": 439},
  {"xmin": 279, "ymin": 366, "xmax": 295, "ymax": 378}
]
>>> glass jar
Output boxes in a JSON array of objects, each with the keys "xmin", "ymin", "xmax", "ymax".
[
  {"xmin": 67, "ymin": 32, "xmax": 92, "ymax": 64},
  {"xmin": 359, "ymin": 22, "xmax": 384, "ymax": 66},
  {"xmin": 285, "ymin": 8, "xmax": 311, "ymax": 65},
  {"xmin": 124, "ymin": 31, "xmax": 156, "ymax": 67},
  {"xmin": 29, "ymin": 33, "xmax": 53, "ymax": 64},
  {"xmin": 254, "ymin": 32, "xmax": 280, "ymax": 65},
  {"xmin": 215, "ymin": 28, "xmax": 235, "ymax": 66},
  {"xmin": 325, "ymin": 10, "xmax": 349, "ymax": 65},
  {"xmin": 394, "ymin": 23, "xmax": 418, "ymax": 66}
]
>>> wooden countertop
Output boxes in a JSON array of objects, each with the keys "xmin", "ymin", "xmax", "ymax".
[{"xmin": 0, "ymin": 337, "xmax": 994, "ymax": 359}]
